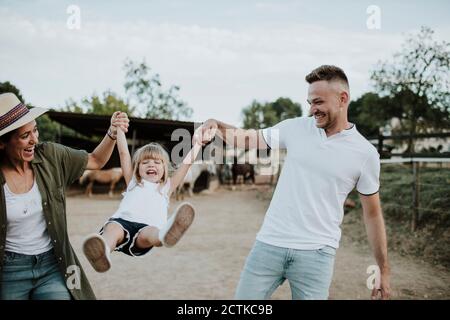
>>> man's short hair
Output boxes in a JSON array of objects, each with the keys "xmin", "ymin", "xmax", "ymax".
[{"xmin": 305, "ymin": 65, "xmax": 349, "ymax": 87}]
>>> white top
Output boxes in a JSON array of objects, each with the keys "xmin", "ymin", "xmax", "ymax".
[
  {"xmin": 259, "ymin": 117, "xmax": 380, "ymax": 250},
  {"xmin": 112, "ymin": 178, "xmax": 171, "ymax": 228},
  {"xmin": 4, "ymin": 179, "xmax": 53, "ymax": 255}
]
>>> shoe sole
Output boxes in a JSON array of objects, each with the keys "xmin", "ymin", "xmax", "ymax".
[
  {"xmin": 83, "ymin": 235, "xmax": 111, "ymax": 273},
  {"xmin": 163, "ymin": 203, "xmax": 195, "ymax": 247}
]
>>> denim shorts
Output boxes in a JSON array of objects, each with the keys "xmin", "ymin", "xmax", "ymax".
[
  {"xmin": 235, "ymin": 240, "xmax": 336, "ymax": 300},
  {"xmin": 100, "ymin": 218, "xmax": 153, "ymax": 257},
  {"xmin": 0, "ymin": 249, "xmax": 71, "ymax": 300}
]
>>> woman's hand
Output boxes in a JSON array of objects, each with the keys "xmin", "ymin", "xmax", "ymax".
[{"xmin": 109, "ymin": 111, "xmax": 130, "ymax": 137}]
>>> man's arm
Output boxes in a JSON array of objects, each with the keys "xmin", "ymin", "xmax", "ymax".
[
  {"xmin": 360, "ymin": 192, "xmax": 391, "ymax": 300},
  {"xmin": 86, "ymin": 111, "xmax": 129, "ymax": 170},
  {"xmin": 199, "ymin": 119, "xmax": 269, "ymax": 150}
]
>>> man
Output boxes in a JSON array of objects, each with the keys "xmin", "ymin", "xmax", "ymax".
[{"xmin": 199, "ymin": 65, "xmax": 390, "ymax": 300}]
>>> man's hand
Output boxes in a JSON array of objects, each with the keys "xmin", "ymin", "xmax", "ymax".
[
  {"xmin": 200, "ymin": 119, "xmax": 219, "ymax": 145},
  {"xmin": 110, "ymin": 111, "xmax": 130, "ymax": 136},
  {"xmin": 194, "ymin": 119, "xmax": 218, "ymax": 146},
  {"xmin": 371, "ymin": 269, "xmax": 391, "ymax": 300}
]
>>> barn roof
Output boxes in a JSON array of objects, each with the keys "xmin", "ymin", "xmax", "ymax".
[{"xmin": 46, "ymin": 111, "xmax": 197, "ymax": 141}]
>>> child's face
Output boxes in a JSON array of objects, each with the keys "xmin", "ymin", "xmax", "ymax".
[{"xmin": 139, "ymin": 157, "xmax": 165, "ymax": 183}]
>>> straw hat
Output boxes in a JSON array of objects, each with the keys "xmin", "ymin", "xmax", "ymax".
[{"xmin": 0, "ymin": 93, "xmax": 47, "ymax": 137}]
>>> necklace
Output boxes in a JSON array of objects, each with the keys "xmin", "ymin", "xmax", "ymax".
[
  {"xmin": 4, "ymin": 168, "xmax": 32, "ymax": 194},
  {"xmin": 5, "ymin": 171, "xmax": 34, "ymax": 215}
]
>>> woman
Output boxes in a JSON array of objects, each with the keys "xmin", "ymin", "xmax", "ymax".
[{"xmin": 0, "ymin": 92, "xmax": 129, "ymax": 299}]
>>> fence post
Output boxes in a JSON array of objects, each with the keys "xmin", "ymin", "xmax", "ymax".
[
  {"xmin": 411, "ymin": 161, "xmax": 420, "ymax": 231},
  {"xmin": 378, "ymin": 132, "xmax": 384, "ymax": 155}
]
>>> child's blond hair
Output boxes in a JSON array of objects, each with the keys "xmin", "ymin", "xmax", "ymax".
[{"xmin": 131, "ymin": 143, "xmax": 171, "ymax": 190}]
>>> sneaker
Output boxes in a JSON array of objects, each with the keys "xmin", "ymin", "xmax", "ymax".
[
  {"xmin": 82, "ymin": 234, "xmax": 111, "ymax": 273},
  {"xmin": 159, "ymin": 202, "xmax": 195, "ymax": 247}
]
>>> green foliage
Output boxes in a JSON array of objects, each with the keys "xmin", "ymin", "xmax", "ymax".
[
  {"xmin": 34, "ymin": 113, "xmax": 60, "ymax": 142},
  {"xmin": 381, "ymin": 165, "xmax": 450, "ymax": 266},
  {"xmin": 63, "ymin": 91, "xmax": 135, "ymax": 116},
  {"xmin": 348, "ymin": 92, "xmax": 393, "ymax": 137},
  {"xmin": 0, "ymin": 81, "xmax": 24, "ymax": 101},
  {"xmin": 123, "ymin": 58, "xmax": 193, "ymax": 120},
  {"xmin": 63, "ymin": 98, "xmax": 85, "ymax": 114},
  {"xmin": 242, "ymin": 97, "xmax": 302, "ymax": 129},
  {"xmin": 346, "ymin": 164, "xmax": 450, "ymax": 267}
]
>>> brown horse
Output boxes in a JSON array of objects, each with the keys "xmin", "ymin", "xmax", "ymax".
[{"xmin": 79, "ymin": 168, "xmax": 123, "ymax": 197}]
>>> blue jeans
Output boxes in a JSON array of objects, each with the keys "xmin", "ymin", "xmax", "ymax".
[
  {"xmin": 0, "ymin": 249, "xmax": 71, "ymax": 300},
  {"xmin": 235, "ymin": 240, "xmax": 336, "ymax": 300}
]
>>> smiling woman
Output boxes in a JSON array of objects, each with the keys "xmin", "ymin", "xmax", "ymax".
[{"xmin": 0, "ymin": 92, "xmax": 129, "ymax": 300}]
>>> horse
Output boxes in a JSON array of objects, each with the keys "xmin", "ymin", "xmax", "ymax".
[
  {"xmin": 231, "ymin": 156, "xmax": 255, "ymax": 185},
  {"xmin": 175, "ymin": 163, "xmax": 215, "ymax": 200},
  {"xmin": 79, "ymin": 168, "xmax": 123, "ymax": 197}
]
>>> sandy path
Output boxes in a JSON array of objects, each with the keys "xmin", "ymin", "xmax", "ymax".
[{"xmin": 67, "ymin": 187, "xmax": 450, "ymax": 299}]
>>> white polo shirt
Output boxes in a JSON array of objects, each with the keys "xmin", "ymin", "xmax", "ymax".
[{"xmin": 258, "ymin": 116, "xmax": 380, "ymax": 250}]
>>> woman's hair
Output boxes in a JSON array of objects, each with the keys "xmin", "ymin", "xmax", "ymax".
[
  {"xmin": 0, "ymin": 129, "xmax": 16, "ymax": 144},
  {"xmin": 131, "ymin": 142, "xmax": 171, "ymax": 188},
  {"xmin": 0, "ymin": 129, "xmax": 17, "ymax": 159}
]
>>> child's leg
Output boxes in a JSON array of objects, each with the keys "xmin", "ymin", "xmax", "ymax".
[
  {"xmin": 135, "ymin": 226, "xmax": 162, "ymax": 249},
  {"xmin": 159, "ymin": 202, "xmax": 195, "ymax": 248},
  {"xmin": 102, "ymin": 222, "xmax": 126, "ymax": 252},
  {"xmin": 83, "ymin": 222, "xmax": 125, "ymax": 273}
]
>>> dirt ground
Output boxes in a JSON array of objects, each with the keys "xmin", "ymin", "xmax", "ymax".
[{"xmin": 67, "ymin": 186, "xmax": 450, "ymax": 300}]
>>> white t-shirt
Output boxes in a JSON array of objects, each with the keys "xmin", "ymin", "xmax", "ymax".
[
  {"xmin": 258, "ymin": 116, "xmax": 380, "ymax": 250},
  {"xmin": 112, "ymin": 178, "xmax": 171, "ymax": 228},
  {"xmin": 4, "ymin": 179, "xmax": 53, "ymax": 255}
]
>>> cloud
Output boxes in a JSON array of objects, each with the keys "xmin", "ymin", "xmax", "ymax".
[{"xmin": 1, "ymin": 6, "xmax": 448, "ymax": 125}]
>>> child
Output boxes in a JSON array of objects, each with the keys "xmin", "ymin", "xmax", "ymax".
[{"xmin": 82, "ymin": 125, "xmax": 214, "ymax": 272}]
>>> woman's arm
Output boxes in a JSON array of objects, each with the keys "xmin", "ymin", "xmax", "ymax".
[
  {"xmin": 116, "ymin": 128, "xmax": 133, "ymax": 186},
  {"xmin": 86, "ymin": 111, "xmax": 129, "ymax": 169}
]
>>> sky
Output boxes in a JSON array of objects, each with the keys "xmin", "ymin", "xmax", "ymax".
[{"xmin": 1, "ymin": 0, "xmax": 449, "ymax": 125}]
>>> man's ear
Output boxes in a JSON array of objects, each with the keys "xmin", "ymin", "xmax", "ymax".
[
  {"xmin": 0, "ymin": 141, "xmax": 5, "ymax": 151},
  {"xmin": 340, "ymin": 91, "xmax": 349, "ymax": 106}
]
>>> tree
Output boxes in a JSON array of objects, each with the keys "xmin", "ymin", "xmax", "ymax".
[
  {"xmin": 63, "ymin": 98, "xmax": 85, "ymax": 114},
  {"xmin": 242, "ymin": 97, "xmax": 302, "ymax": 129},
  {"xmin": 371, "ymin": 26, "xmax": 450, "ymax": 153},
  {"xmin": 88, "ymin": 91, "xmax": 134, "ymax": 115},
  {"xmin": 123, "ymin": 59, "xmax": 193, "ymax": 120},
  {"xmin": 64, "ymin": 91, "xmax": 135, "ymax": 116},
  {"xmin": 348, "ymin": 92, "xmax": 395, "ymax": 138},
  {"xmin": 0, "ymin": 81, "xmax": 24, "ymax": 102}
]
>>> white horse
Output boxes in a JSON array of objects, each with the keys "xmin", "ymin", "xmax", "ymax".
[{"xmin": 175, "ymin": 163, "xmax": 216, "ymax": 200}]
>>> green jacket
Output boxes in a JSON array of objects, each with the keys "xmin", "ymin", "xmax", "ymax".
[{"xmin": 0, "ymin": 142, "xmax": 96, "ymax": 300}]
